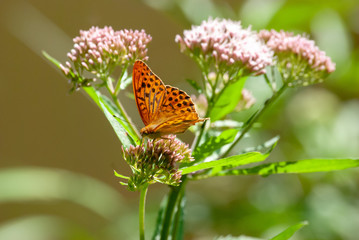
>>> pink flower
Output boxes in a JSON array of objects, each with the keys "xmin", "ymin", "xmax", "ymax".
[
  {"xmin": 62, "ymin": 26, "xmax": 152, "ymax": 90},
  {"xmin": 70, "ymin": 26, "xmax": 151, "ymax": 74},
  {"xmin": 121, "ymin": 135, "xmax": 193, "ymax": 190},
  {"xmin": 175, "ymin": 18, "xmax": 273, "ymax": 76},
  {"xmin": 258, "ymin": 30, "xmax": 335, "ymax": 86}
]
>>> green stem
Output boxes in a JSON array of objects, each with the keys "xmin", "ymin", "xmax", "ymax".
[
  {"xmin": 221, "ymin": 83, "xmax": 288, "ymax": 158},
  {"xmin": 139, "ymin": 184, "xmax": 149, "ymax": 240},
  {"xmin": 160, "ymin": 183, "xmax": 183, "ymax": 240},
  {"xmin": 111, "ymin": 93, "xmax": 140, "ymax": 140},
  {"xmin": 114, "ymin": 64, "xmax": 129, "ymax": 95}
]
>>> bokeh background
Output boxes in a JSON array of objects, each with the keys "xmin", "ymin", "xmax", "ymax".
[{"xmin": 1, "ymin": 0, "xmax": 359, "ymax": 239}]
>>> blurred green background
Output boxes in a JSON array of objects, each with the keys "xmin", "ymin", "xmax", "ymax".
[{"xmin": 0, "ymin": 0, "xmax": 359, "ymax": 239}]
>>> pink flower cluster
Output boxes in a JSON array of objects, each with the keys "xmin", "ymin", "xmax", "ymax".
[
  {"xmin": 258, "ymin": 30, "xmax": 335, "ymax": 86},
  {"xmin": 60, "ymin": 26, "xmax": 152, "ymax": 78},
  {"xmin": 122, "ymin": 135, "xmax": 193, "ymax": 189},
  {"xmin": 175, "ymin": 18, "xmax": 273, "ymax": 75}
]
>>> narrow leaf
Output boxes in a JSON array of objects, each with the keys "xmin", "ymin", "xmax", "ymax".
[
  {"xmin": 181, "ymin": 152, "xmax": 268, "ymax": 175},
  {"xmin": 120, "ymin": 70, "xmax": 132, "ymax": 90},
  {"xmin": 270, "ymin": 221, "xmax": 308, "ymax": 240},
  {"xmin": 209, "ymin": 77, "xmax": 247, "ymax": 122},
  {"xmin": 113, "ymin": 170, "xmax": 130, "ymax": 179},
  {"xmin": 220, "ymin": 158, "xmax": 359, "ymax": 177},
  {"xmin": 99, "ymin": 99, "xmax": 133, "ymax": 148},
  {"xmin": 42, "ymin": 51, "xmax": 62, "ymax": 68},
  {"xmin": 193, "ymin": 129, "xmax": 238, "ymax": 162},
  {"xmin": 152, "ymin": 195, "xmax": 168, "ymax": 240}
]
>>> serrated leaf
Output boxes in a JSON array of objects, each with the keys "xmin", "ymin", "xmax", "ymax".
[
  {"xmin": 270, "ymin": 221, "xmax": 308, "ymax": 240},
  {"xmin": 209, "ymin": 77, "xmax": 247, "ymax": 122},
  {"xmin": 181, "ymin": 152, "xmax": 268, "ymax": 175},
  {"xmin": 193, "ymin": 129, "xmax": 238, "ymax": 162},
  {"xmin": 186, "ymin": 78, "xmax": 203, "ymax": 93},
  {"xmin": 220, "ymin": 158, "xmax": 359, "ymax": 177}
]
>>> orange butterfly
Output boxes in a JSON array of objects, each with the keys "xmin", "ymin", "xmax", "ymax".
[{"xmin": 133, "ymin": 60, "xmax": 208, "ymax": 138}]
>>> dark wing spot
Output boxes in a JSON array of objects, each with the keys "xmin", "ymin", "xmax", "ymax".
[
  {"xmin": 187, "ymin": 108, "xmax": 191, "ymax": 112},
  {"xmin": 185, "ymin": 96, "xmax": 190, "ymax": 99},
  {"xmin": 173, "ymin": 92, "xmax": 177, "ymax": 96},
  {"xmin": 179, "ymin": 90, "xmax": 184, "ymax": 94},
  {"xmin": 183, "ymin": 101, "xmax": 188, "ymax": 105},
  {"xmin": 141, "ymin": 72, "xmax": 144, "ymax": 76},
  {"xmin": 155, "ymin": 82, "xmax": 159, "ymax": 86},
  {"xmin": 145, "ymin": 93, "xmax": 150, "ymax": 97},
  {"xmin": 144, "ymin": 77, "xmax": 147, "ymax": 81},
  {"xmin": 179, "ymin": 95, "xmax": 184, "ymax": 100},
  {"xmin": 159, "ymin": 87, "xmax": 163, "ymax": 91},
  {"xmin": 175, "ymin": 99, "xmax": 178, "ymax": 102},
  {"xmin": 137, "ymin": 87, "xmax": 142, "ymax": 93},
  {"xmin": 180, "ymin": 110, "xmax": 185, "ymax": 113},
  {"xmin": 168, "ymin": 97, "xmax": 173, "ymax": 101},
  {"xmin": 151, "ymin": 88, "xmax": 155, "ymax": 93},
  {"xmin": 177, "ymin": 103, "xmax": 182, "ymax": 107},
  {"xmin": 149, "ymin": 72, "xmax": 154, "ymax": 76},
  {"xmin": 189, "ymin": 103, "xmax": 194, "ymax": 106},
  {"xmin": 141, "ymin": 82, "xmax": 146, "ymax": 87},
  {"xmin": 147, "ymin": 83, "xmax": 151, "ymax": 88}
]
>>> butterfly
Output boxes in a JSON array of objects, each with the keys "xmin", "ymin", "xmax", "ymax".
[{"xmin": 132, "ymin": 60, "xmax": 208, "ymax": 138}]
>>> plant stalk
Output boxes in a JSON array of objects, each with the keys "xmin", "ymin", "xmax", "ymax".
[
  {"xmin": 221, "ymin": 83, "xmax": 288, "ymax": 158},
  {"xmin": 139, "ymin": 184, "xmax": 149, "ymax": 240}
]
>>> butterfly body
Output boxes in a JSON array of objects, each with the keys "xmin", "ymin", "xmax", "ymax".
[{"xmin": 133, "ymin": 60, "xmax": 207, "ymax": 138}]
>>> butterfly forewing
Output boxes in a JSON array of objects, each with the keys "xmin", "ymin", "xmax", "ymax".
[
  {"xmin": 133, "ymin": 60, "xmax": 166, "ymax": 126},
  {"xmin": 133, "ymin": 60, "xmax": 207, "ymax": 136}
]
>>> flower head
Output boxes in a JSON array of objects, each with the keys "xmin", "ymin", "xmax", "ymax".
[
  {"xmin": 175, "ymin": 18, "xmax": 273, "ymax": 76},
  {"xmin": 121, "ymin": 135, "xmax": 193, "ymax": 191},
  {"xmin": 258, "ymin": 29, "xmax": 335, "ymax": 86},
  {"xmin": 60, "ymin": 26, "xmax": 152, "ymax": 90}
]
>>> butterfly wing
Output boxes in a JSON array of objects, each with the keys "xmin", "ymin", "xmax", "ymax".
[
  {"xmin": 153, "ymin": 86, "xmax": 205, "ymax": 134},
  {"xmin": 133, "ymin": 60, "xmax": 167, "ymax": 126}
]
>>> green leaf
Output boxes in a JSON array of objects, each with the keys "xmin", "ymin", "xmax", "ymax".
[
  {"xmin": 181, "ymin": 152, "xmax": 268, "ymax": 175},
  {"xmin": 43, "ymin": 51, "xmax": 139, "ymax": 146},
  {"xmin": 100, "ymin": 95, "xmax": 139, "ymax": 144},
  {"xmin": 270, "ymin": 221, "xmax": 308, "ymax": 240},
  {"xmin": 120, "ymin": 70, "xmax": 132, "ymax": 90},
  {"xmin": 152, "ymin": 194, "xmax": 169, "ymax": 240},
  {"xmin": 171, "ymin": 192, "xmax": 186, "ymax": 240},
  {"xmin": 209, "ymin": 77, "xmax": 247, "ymax": 122},
  {"xmin": 82, "ymin": 87, "xmax": 139, "ymax": 147},
  {"xmin": 42, "ymin": 51, "xmax": 62, "ymax": 68},
  {"xmin": 186, "ymin": 79, "xmax": 203, "ymax": 93},
  {"xmin": 221, "ymin": 158, "xmax": 359, "ymax": 177},
  {"xmin": 193, "ymin": 129, "xmax": 238, "ymax": 162},
  {"xmin": 215, "ymin": 235, "xmax": 265, "ymax": 240},
  {"xmin": 99, "ymin": 98, "xmax": 134, "ymax": 148},
  {"xmin": 241, "ymin": 136, "xmax": 280, "ymax": 154},
  {"xmin": 113, "ymin": 170, "xmax": 129, "ymax": 179}
]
